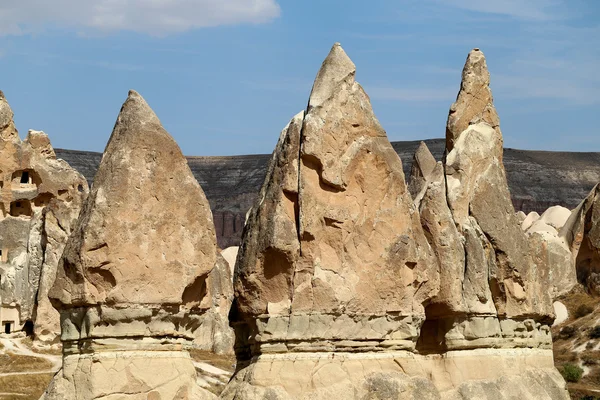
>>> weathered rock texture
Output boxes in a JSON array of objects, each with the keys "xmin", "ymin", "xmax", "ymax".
[
  {"xmin": 224, "ymin": 45, "xmax": 569, "ymax": 399},
  {"xmin": 522, "ymin": 206, "xmax": 576, "ymax": 299},
  {"xmin": 0, "ymin": 91, "xmax": 87, "ymax": 342},
  {"xmin": 562, "ymin": 184, "xmax": 600, "ymax": 295},
  {"xmin": 42, "ymin": 91, "xmax": 222, "ymax": 399},
  {"xmin": 414, "ymin": 49, "xmax": 557, "ymax": 356}
]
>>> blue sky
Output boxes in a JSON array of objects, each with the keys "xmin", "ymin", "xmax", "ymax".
[{"xmin": 0, "ymin": 0, "xmax": 598, "ymax": 155}]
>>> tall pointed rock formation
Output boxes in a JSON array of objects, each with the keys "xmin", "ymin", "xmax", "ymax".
[
  {"xmin": 445, "ymin": 48, "xmax": 500, "ymax": 153},
  {"xmin": 43, "ymin": 90, "xmax": 217, "ymax": 400},
  {"xmin": 412, "ymin": 49, "xmax": 569, "ymax": 398},
  {"xmin": 225, "ymin": 43, "xmax": 441, "ymax": 399}
]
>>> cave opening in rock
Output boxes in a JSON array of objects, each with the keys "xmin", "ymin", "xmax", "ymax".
[
  {"xmin": 11, "ymin": 169, "xmax": 41, "ymax": 188},
  {"xmin": 10, "ymin": 199, "xmax": 32, "ymax": 217},
  {"xmin": 23, "ymin": 320, "xmax": 34, "ymax": 336}
]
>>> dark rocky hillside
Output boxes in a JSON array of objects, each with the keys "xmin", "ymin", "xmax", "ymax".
[{"xmin": 55, "ymin": 139, "xmax": 600, "ymax": 248}]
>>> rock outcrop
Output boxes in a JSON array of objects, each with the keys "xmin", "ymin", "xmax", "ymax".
[
  {"xmin": 414, "ymin": 49, "xmax": 562, "ymax": 358},
  {"xmin": 0, "ymin": 91, "xmax": 87, "ymax": 342},
  {"xmin": 224, "ymin": 45, "xmax": 569, "ymax": 399},
  {"xmin": 408, "ymin": 141, "xmax": 437, "ymax": 204},
  {"xmin": 562, "ymin": 184, "xmax": 600, "ymax": 295},
  {"xmin": 42, "ymin": 90, "xmax": 223, "ymax": 399},
  {"xmin": 521, "ymin": 206, "xmax": 576, "ymax": 299}
]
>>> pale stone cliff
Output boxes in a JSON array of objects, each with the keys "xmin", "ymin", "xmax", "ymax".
[
  {"xmin": 222, "ymin": 45, "xmax": 570, "ymax": 399},
  {"xmin": 42, "ymin": 90, "xmax": 230, "ymax": 399},
  {"xmin": 0, "ymin": 91, "xmax": 88, "ymax": 343}
]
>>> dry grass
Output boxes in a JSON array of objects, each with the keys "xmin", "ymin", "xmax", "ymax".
[
  {"xmin": 558, "ymin": 285, "xmax": 598, "ymax": 323},
  {"xmin": 553, "ymin": 285, "xmax": 600, "ymax": 399},
  {"xmin": 19, "ymin": 338, "xmax": 61, "ymax": 356},
  {"xmin": 0, "ymin": 372, "xmax": 54, "ymax": 400},
  {"xmin": 0, "ymin": 352, "xmax": 53, "ymax": 374}
]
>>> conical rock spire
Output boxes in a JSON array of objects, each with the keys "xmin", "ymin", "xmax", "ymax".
[
  {"xmin": 446, "ymin": 48, "xmax": 500, "ymax": 153},
  {"xmin": 50, "ymin": 90, "xmax": 217, "ymax": 308},
  {"xmin": 44, "ymin": 90, "xmax": 219, "ymax": 400},
  {"xmin": 308, "ymin": 42, "xmax": 356, "ymax": 109}
]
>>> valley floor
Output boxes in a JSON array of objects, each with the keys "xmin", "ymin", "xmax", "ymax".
[{"xmin": 0, "ymin": 337, "xmax": 235, "ymax": 399}]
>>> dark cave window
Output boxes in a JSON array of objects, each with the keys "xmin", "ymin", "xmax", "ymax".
[{"xmin": 20, "ymin": 171, "xmax": 29, "ymax": 184}]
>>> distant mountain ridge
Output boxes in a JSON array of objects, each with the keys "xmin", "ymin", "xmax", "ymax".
[{"xmin": 55, "ymin": 138, "xmax": 600, "ymax": 248}]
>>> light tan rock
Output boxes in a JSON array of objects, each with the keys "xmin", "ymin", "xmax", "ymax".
[
  {"xmin": 34, "ymin": 200, "xmax": 84, "ymax": 343},
  {"xmin": 224, "ymin": 46, "xmax": 568, "ymax": 399},
  {"xmin": 222, "ymin": 349, "xmax": 566, "ymax": 400},
  {"xmin": 522, "ymin": 211, "xmax": 541, "ymax": 231},
  {"xmin": 193, "ymin": 252, "xmax": 235, "ymax": 355},
  {"xmin": 229, "ymin": 43, "xmax": 439, "ymax": 397},
  {"xmin": 444, "ymin": 49, "xmax": 552, "ymax": 321},
  {"xmin": 0, "ymin": 92, "xmax": 87, "ymax": 340},
  {"xmin": 417, "ymin": 162, "xmax": 468, "ymax": 318},
  {"xmin": 408, "ymin": 141, "xmax": 438, "ymax": 204},
  {"xmin": 221, "ymin": 246, "xmax": 239, "ymax": 277},
  {"xmin": 539, "ymin": 205, "xmax": 571, "ymax": 231},
  {"xmin": 191, "ymin": 246, "xmax": 237, "ymax": 354},
  {"xmin": 43, "ymin": 90, "xmax": 218, "ymax": 399},
  {"xmin": 526, "ymin": 225, "xmax": 575, "ymax": 299},
  {"xmin": 552, "ymin": 301, "xmax": 568, "ymax": 326},
  {"xmin": 561, "ymin": 184, "xmax": 600, "ymax": 294},
  {"xmin": 516, "ymin": 210, "xmax": 527, "ymax": 224},
  {"xmin": 412, "ymin": 48, "xmax": 564, "ymax": 393},
  {"xmin": 297, "ymin": 42, "xmax": 437, "ymax": 318},
  {"xmin": 445, "ymin": 49, "xmax": 500, "ymax": 153}
]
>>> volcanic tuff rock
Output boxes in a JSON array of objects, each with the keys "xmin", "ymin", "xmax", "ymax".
[
  {"xmin": 226, "ymin": 43, "xmax": 440, "ymax": 399},
  {"xmin": 223, "ymin": 45, "xmax": 570, "ymax": 400},
  {"xmin": 415, "ymin": 49, "xmax": 559, "ymax": 357},
  {"xmin": 561, "ymin": 184, "xmax": 600, "ymax": 295},
  {"xmin": 0, "ymin": 91, "xmax": 88, "ymax": 342},
  {"xmin": 519, "ymin": 206, "xmax": 576, "ymax": 299},
  {"xmin": 43, "ymin": 90, "xmax": 222, "ymax": 399},
  {"xmin": 408, "ymin": 141, "xmax": 437, "ymax": 204}
]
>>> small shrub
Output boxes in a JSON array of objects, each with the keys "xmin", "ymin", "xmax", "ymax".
[
  {"xmin": 582, "ymin": 354, "xmax": 597, "ymax": 365},
  {"xmin": 575, "ymin": 304, "xmax": 594, "ymax": 319},
  {"xmin": 590, "ymin": 326, "xmax": 600, "ymax": 339},
  {"xmin": 561, "ymin": 363, "xmax": 584, "ymax": 383},
  {"xmin": 560, "ymin": 325, "xmax": 577, "ymax": 339}
]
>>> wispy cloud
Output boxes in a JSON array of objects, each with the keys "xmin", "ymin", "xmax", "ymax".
[
  {"xmin": 433, "ymin": 0, "xmax": 564, "ymax": 21},
  {"xmin": 0, "ymin": 0, "xmax": 281, "ymax": 36}
]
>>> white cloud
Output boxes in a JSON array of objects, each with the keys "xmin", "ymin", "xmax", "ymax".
[
  {"xmin": 0, "ymin": 0, "xmax": 281, "ymax": 36},
  {"xmin": 434, "ymin": 0, "xmax": 562, "ymax": 20}
]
